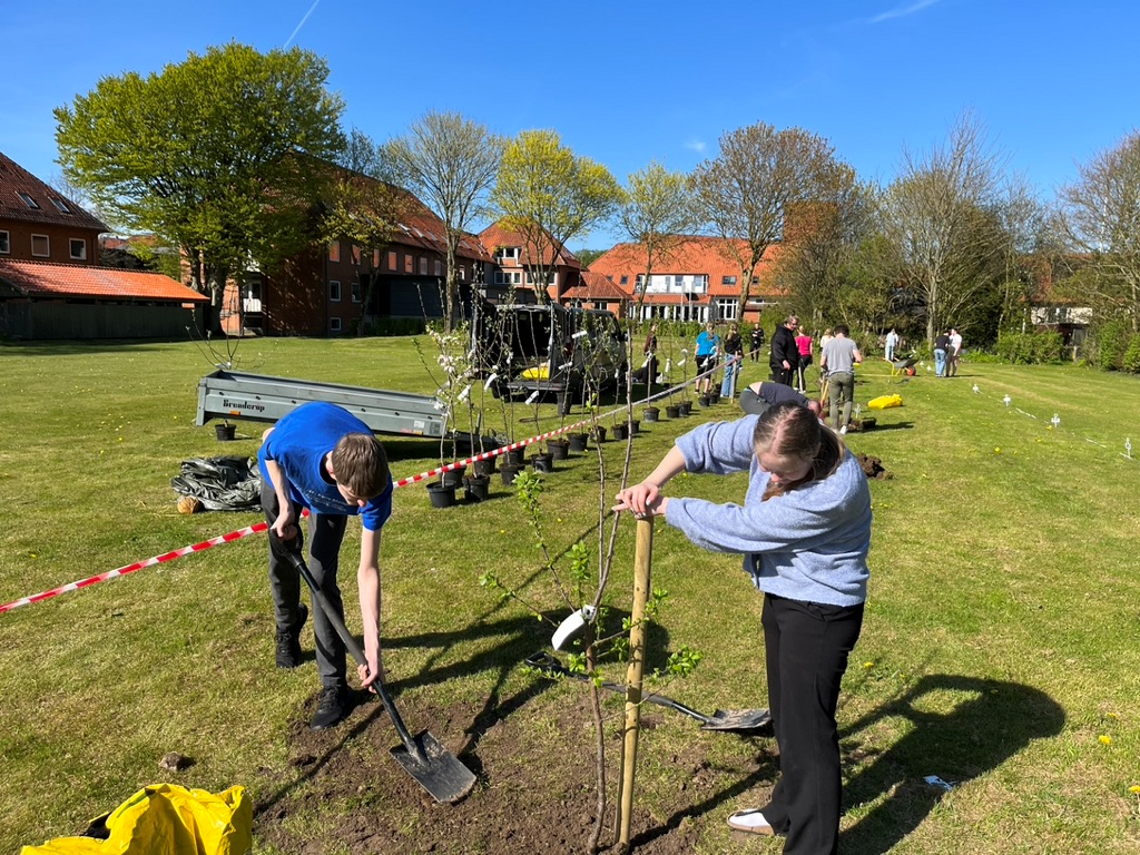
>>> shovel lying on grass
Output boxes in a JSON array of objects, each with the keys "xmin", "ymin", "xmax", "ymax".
[
  {"xmin": 284, "ymin": 551, "xmax": 476, "ymax": 803},
  {"xmin": 525, "ymin": 651, "xmax": 771, "ymax": 732}
]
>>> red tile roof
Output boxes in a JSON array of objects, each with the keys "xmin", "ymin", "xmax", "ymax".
[
  {"xmin": 588, "ymin": 235, "xmax": 785, "ymax": 298},
  {"xmin": 479, "ymin": 221, "xmax": 582, "ymax": 268},
  {"xmin": 0, "ymin": 151, "xmax": 107, "ymax": 231},
  {"xmin": 562, "ymin": 269, "xmax": 630, "ymax": 301},
  {"xmin": 0, "ymin": 258, "xmax": 208, "ymax": 302}
]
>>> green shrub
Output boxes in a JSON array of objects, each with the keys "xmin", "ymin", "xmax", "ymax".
[
  {"xmin": 995, "ymin": 331, "xmax": 1064, "ymax": 364},
  {"xmin": 1121, "ymin": 334, "xmax": 1140, "ymax": 374},
  {"xmin": 1089, "ymin": 318, "xmax": 1131, "ymax": 370}
]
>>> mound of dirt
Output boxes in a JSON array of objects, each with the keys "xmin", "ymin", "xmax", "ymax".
[
  {"xmin": 254, "ymin": 688, "xmax": 776, "ymax": 854},
  {"xmin": 856, "ymin": 453, "xmax": 892, "ymax": 480}
]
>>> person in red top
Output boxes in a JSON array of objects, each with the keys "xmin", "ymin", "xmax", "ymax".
[{"xmin": 794, "ymin": 327, "xmax": 813, "ymax": 393}]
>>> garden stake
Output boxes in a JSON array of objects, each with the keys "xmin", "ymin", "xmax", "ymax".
[
  {"xmin": 283, "ymin": 551, "xmax": 476, "ymax": 804},
  {"xmin": 617, "ymin": 517, "xmax": 653, "ymax": 849}
]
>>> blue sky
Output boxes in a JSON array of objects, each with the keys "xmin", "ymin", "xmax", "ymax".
[{"xmin": 5, "ymin": 0, "xmax": 1138, "ymax": 249}]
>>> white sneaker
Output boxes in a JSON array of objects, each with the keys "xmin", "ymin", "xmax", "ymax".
[
  {"xmin": 727, "ymin": 809, "xmax": 776, "ymax": 836},
  {"xmin": 839, "ymin": 425, "xmax": 847, "ymax": 435}
]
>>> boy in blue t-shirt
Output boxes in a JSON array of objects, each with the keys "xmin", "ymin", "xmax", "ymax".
[{"xmin": 258, "ymin": 402, "xmax": 393, "ymax": 730}]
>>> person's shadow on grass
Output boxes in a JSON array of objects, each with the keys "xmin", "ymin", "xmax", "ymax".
[{"xmin": 837, "ymin": 673, "xmax": 1065, "ymax": 854}]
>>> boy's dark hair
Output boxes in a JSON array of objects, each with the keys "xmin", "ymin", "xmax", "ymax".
[
  {"xmin": 331, "ymin": 433, "xmax": 389, "ymax": 498},
  {"xmin": 834, "ymin": 324, "xmax": 850, "ymax": 336}
]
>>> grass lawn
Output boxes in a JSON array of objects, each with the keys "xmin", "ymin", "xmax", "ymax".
[{"xmin": 1, "ymin": 337, "xmax": 1138, "ymax": 854}]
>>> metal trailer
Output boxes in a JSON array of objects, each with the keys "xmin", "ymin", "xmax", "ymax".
[{"xmin": 195, "ymin": 369, "xmax": 447, "ymax": 438}]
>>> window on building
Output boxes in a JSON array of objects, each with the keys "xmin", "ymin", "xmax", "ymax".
[
  {"xmin": 351, "ymin": 245, "xmax": 361, "ymax": 265},
  {"xmin": 458, "ymin": 265, "xmax": 466, "ymax": 281},
  {"xmin": 328, "ymin": 241, "xmax": 340, "ymax": 262},
  {"xmin": 0, "ymin": 231, "xmax": 9, "ymax": 254},
  {"xmin": 419, "ymin": 257, "xmax": 428, "ymax": 275},
  {"xmin": 716, "ymin": 298, "xmax": 738, "ymax": 321},
  {"xmin": 373, "ymin": 249, "xmax": 381, "ymax": 267},
  {"xmin": 620, "ymin": 275, "xmax": 628, "ymax": 285},
  {"xmin": 69, "ymin": 239, "xmax": 86, "ymax": 260},
  {"xmin": 496, "ymin": 246, "xmax": 520, "ymax": 262},
  {"xmin": 330, "ymin": 317, "xmax": 342, "ymax": 332},
  {"xmin": 722, "ymin": 275, "xmax": 737, "ymax": 285},
  {"xmin": 388, "ymin": 250, "xmax": 397, "ymax": 270},
  {"xmin": 329, "ymin": 280, "xmax": 341, "ymax": 301},
  {"xmin": 434, "ymin": 259, "xmax": 442, "ymax": 277},
  {"xmin": 351, "ymin": 281, "xmax": 362, "ymax": 303},
  {"xmin": 18, "ymin": 192, "xmax": 39, "ymax": 209},
  {"xmin": 404, "ymin": 254, "xmax": 413, "ymax": 273},
  {"xmin": 31, "ymin": 234, "xmax": 49, "ymax": 257}
]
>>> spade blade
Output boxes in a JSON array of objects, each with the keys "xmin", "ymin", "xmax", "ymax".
[
  {"xmin": 699, "ymin": 708, "xmax": 773, "ymax": 732},
  {"xmin": 390, "ymin": 730, "xmax": 477, "ymax": 804}
]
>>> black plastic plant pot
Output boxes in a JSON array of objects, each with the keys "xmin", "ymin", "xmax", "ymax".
[
  {"xmin": 643, "ymin": 407, "xmax": 660, "ymax": 423},
  {"xmin": 567, "ymin": 432, "xmax": 589, "ymax": 453},
  {"xmin": 215, "ymin": 423, "xmax": 236, "ymax": 441},
  {"xmin": 506, "ymin": 448, "xmax": 526, "ymax": 467},
  {"xmin": 426, "ymin": 481, "xmax": 457, "ymax": 509},
  {"xmin": 630, "ymin": 420, "xmax": 641, "ymax": 435},
  {"xmin": 590, "ymin": 425, "xmax": 608, "ymax": 443},
  {"xmin": 611, "ymin": 424, "xmax": 629, "ymax": 441},
  {"xmin": 501, "ymin": 464, "xmax": 520, "ymax": 486},
  {"xmin": 547, "ymin": 440, "xmax": 570, "ymax": 460},
  {"xmin": 463, "ymin": 474, "xmax": 491, "ymax": 503},
  {"xmin": 665, "ymin": 405, "xmax": 681, "ymax": 419},
  {"xmin": 441, "ymin": 468, "xmax": 466, "ymax": 489},
  {"xmin": 472, "ymin": 457, "xmax": 496, "ymax": 477},
  {"xmin": 678, "ymin": 401, "xmax": 692, "ymax": 416},
  {"xmin": 531, "ymin": 452, "xmax": 554, "ymax": 473}
]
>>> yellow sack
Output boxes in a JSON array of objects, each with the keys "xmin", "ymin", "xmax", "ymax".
[
  {"xmin": 520, "ymin": 362, "xmax": 550, "ymax": 381},
  {"xmin": 22, "ymin": 784, "xmax": 251, "ymax": 855},
  {"xmin": 867, "ymin": 394, "xmax": 903, "ymax": 410}
]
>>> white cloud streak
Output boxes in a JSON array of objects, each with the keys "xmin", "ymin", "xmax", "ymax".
[
  {"xmin": 284, "ymin": 0, "xmax": 322, "ymax": 47},
  {"xmin": 869, "ymin": 0, "xmax": 939, "ymax": 24},
  {"xmin": 684, "ymin": 140, "xmax": 707, "ymax": 153}
]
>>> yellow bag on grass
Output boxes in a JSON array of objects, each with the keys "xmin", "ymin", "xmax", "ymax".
[
  {"xmin": 21, "ymin": 784, "xmax": 251, "ymax": 855},
  {"xmin": 867, "ymin": 394, "xmax": 903, "ymax": 410}
]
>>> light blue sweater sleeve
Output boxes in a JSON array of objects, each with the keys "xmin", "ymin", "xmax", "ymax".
[{"xmin": 665, "ymin": 418, "xmax": 872, "ymax": 606}]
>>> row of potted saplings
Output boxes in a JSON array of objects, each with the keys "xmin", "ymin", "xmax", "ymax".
[{"xmin": 425, "ymin": 389, "xmax": 731, "ymax": 509}]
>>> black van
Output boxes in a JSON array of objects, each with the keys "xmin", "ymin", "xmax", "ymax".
[{"xmin": 472, "ymin": 302, "xmax": 627, "ymax": 413}]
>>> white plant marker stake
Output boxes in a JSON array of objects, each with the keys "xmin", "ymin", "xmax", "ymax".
[
  {"xmin": 1050, "ymin": 413, "xmax": 1060, "ymax": 429},
  {"xmin": 1003, "ymin": 394, "xmax": 1012, "ymax": 407},
  {"xmin": 972, "ymin": 384, "xmax": 980, "ymax": 394},
  {"xmin": 1126, "ymin": 438, "xmax": 1133, "ymax": 460}
]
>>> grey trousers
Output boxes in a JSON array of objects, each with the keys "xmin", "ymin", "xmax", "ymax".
[
  {"xmin": 827, "ymin": 371, "xmax": 855, "ymax": 430},
  {"xmin": 261, "ymin": 479, "xmax": 348, "ymax": 688}
]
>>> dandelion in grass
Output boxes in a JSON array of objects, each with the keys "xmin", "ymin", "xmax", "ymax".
[
  {"xmin": 1130, "ymin": 785, "xmax": 1140, "ymax": 794},
  {"xmin": 1099, "ymin": 735, "xmax": 1112, "ymax": 745},
  {"xmin": 863, "ymin": 661, "xmax": 874, "ymax": 670}
]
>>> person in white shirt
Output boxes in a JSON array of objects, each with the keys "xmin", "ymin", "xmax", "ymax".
[{"xmin": 948, "ymin": 328, "xmax": 963, "ymax": 377}]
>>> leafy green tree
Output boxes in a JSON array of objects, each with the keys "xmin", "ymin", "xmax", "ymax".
[
  {"xmin": 691, "ymin": 122, "xmax": 843, "ymax": 320},
  {"xmin": 772, "ymin": 165, "xmax": 877, "ymax": 329},
  {"xmin": 383, "ymin": 111, "xmax": 504, "ymax": 330},
  {"xmin": 618, "ymin": 161, "xmax": 698, "ymax": 318},
  {"xmin": 55, "ymin": 42, "xmax": 346, "ymax": 330},
  {"xmin": 490, "ymin": 130, "xmax": 623, "ymax": 304}
]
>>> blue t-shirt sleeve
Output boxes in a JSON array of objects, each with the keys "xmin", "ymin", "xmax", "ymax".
[{"xmin": 361, "ymin": 478, "xmax": 394, "ymax": 531}]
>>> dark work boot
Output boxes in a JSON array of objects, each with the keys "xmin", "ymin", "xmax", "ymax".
[
  {"xmin": 311, "ymin": 684, "xmax": 351, "ymax": 731},
  {"xmin": 274, "ymin": 604, "xmax": 308, "ymax": 669}
]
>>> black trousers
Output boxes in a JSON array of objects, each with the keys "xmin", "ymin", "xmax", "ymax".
[
  {"xmin": 760, "ymin": 594, "xmax": 864, "ymax": 855},
  {"xmin": 261, "ymin": 480, "xmax": 348, "ymax": 688}
]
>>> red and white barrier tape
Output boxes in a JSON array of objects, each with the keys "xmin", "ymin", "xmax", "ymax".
[{"xmin": 1, "ymin": 363, "xmax": 730, "ymax": 614}]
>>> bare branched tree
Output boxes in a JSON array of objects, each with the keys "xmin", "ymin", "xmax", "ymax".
[
  {"xmin": 691, "ymin": 122, "xmax": 841, "ymax": 319},
  {"xmin": 1058, "ymin": 130, "xmax": 1140, "ymax": 332},
  {"xmin": 878, "ymin": 113, "xmax": 1010, "ymax": 343},
  {"xmin": 384, "ymin": 112, "xmax": 504, "ymax": 330}
]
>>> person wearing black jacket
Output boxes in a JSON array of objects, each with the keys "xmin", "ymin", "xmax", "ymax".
[{"xmin": 769, "ymin": 315, "xmax": 800, "ymax": 387}]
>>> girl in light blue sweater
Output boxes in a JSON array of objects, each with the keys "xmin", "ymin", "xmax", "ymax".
[{"xmin": 615, "ymin": 403, "xmax": 871, "ymax": 854}]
